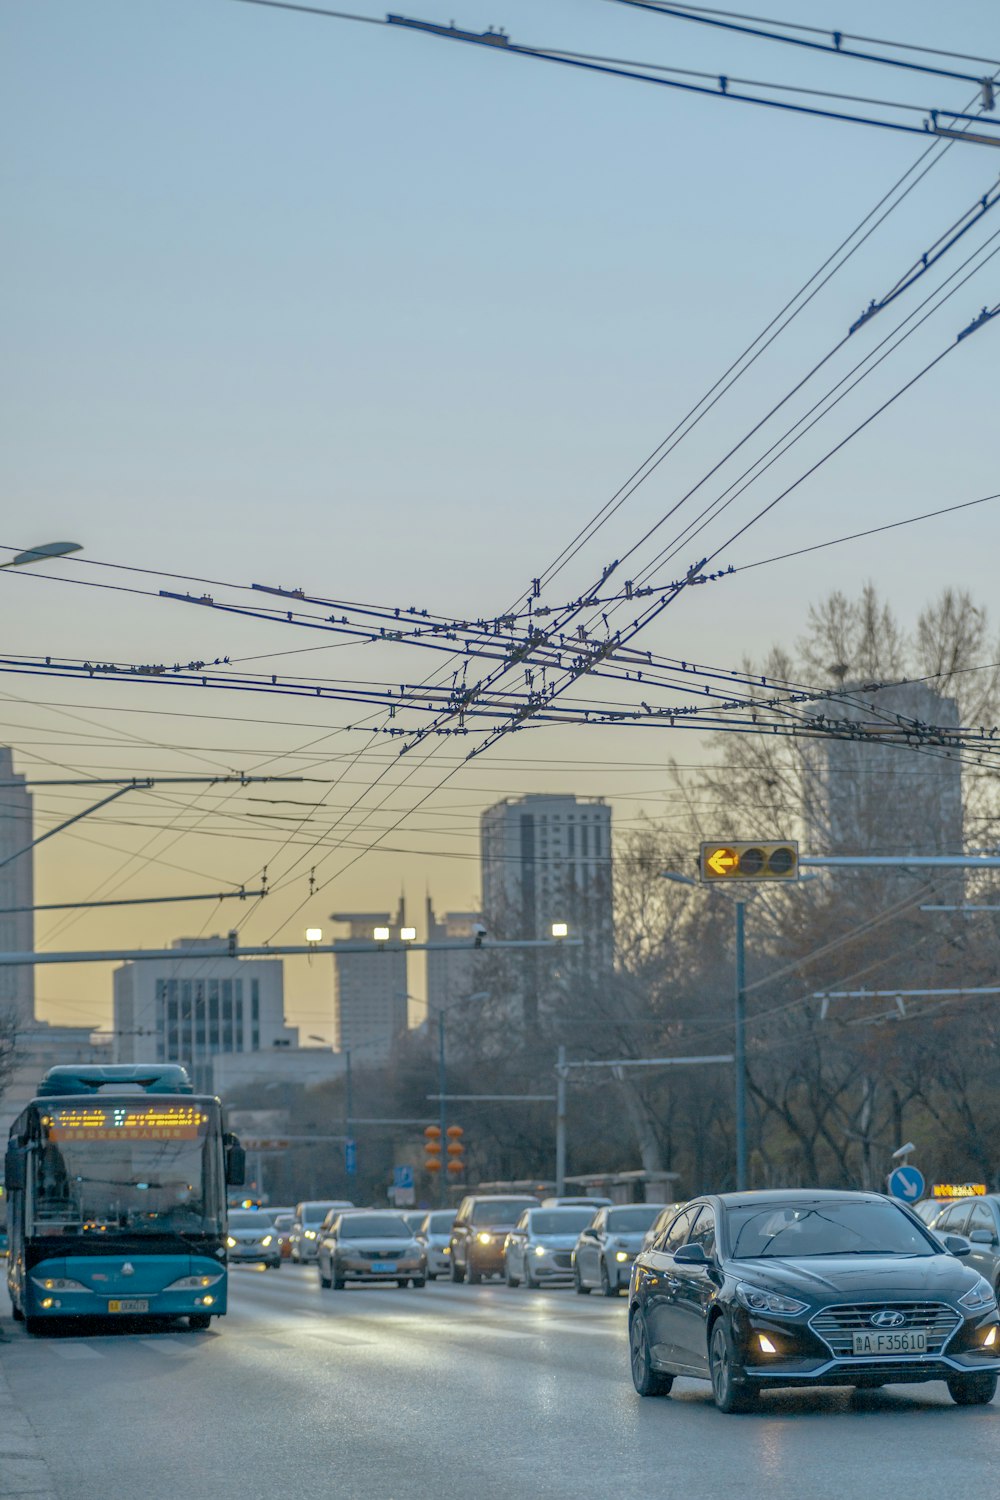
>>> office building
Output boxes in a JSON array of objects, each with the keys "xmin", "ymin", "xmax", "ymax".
[
  {"xmin": 0, "ymin": 747, "xmax": 35, "ymax": 1027},
  {"xmin": 331, "ymin": 902, "xmax": 410, "ymax": 1064},
  {"xmin": 480, "ymin": 794, "xmax": 614, "ymax": 973},
  {"xmin": 424, "ymin": 898, "xmax": 483, "ymax": 1021},
  {"xmin": 112, "ymin": 936, "xmax": 297, "ymax": 1092},
  {"xmin": 800, "ymin": 682, "xmax": 963, "ymax": 870}
]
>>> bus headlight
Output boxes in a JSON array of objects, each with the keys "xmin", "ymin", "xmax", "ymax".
[
  {"xmin": 166, "ymin": 1274, "xmax": 224, "ymax": 1291},
  {"xmin": 31, "ymin": 1277, "xmax": 90, "ymax": 1292}
]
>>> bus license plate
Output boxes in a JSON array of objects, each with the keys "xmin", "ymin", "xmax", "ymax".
[
  {"xmin": 108, "ymin": 1299, "xmax": 149, "ymax": 1313},
  {"xmin": 852, "ymin": 1329, "xmax": 927, "ymax": 1356},
  {"xmin": 371, "ymin": 1262, "xmax": 397, "ymax": 1273}
]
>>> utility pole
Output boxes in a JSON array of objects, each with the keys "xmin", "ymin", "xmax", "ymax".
[
  {"xmin": 438, "ymin": 1010, "xmax": 448, "ymax": 1208},
  {"xmin": 556, "ymin": 1044, "xmax": 567, "ymax": 1196},
  {"xmin": 734, "ymin": 900, "xmax": 748, "ymax": 1192}
]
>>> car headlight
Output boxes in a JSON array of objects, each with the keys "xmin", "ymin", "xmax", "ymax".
[
  {"xmin": 959, "ymin": 1277, "xmax": 998, "ymax": 1313},
  {"xmin": 31, "ymin": 1277, "xmax": 90, "ymax": 1292},
  {"xmin": 261, "ymin": 1235, "xmax": 273, "ymax": 1247},
  {"xmin": 533, "ymin": 1245, "xmax": 547, "ymax": 1258},
  {"xmin": 304, "ymin": 1230, "xmax": 317, "ymax": 1239},
  {"xmin": 477, "ymin": 1232, "xmax": 493, "ymax": 1245},
  {"xmin": 165, "ymin": 1274, "xmax": 224, "ymax": 1291},
  {"xmin": 225, "ymin": 1236, "xmax": 237, "ymax": 1249},
  {"xmin": 615, "ymin": 1251, "xmax": 630, "ymax": 1263},
  {"xmin": 443, "ymin": 1245, "xmax": 450, "ymax": 1254},
  {"xmin": 736, "ymin": 1281, "xmax": 808, "ymax": 1316}
]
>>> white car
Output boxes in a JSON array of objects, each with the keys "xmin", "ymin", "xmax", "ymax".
[
  {"xmin": 503, "ymin": 1206, "xmax": 598, "ymax": 1287},
  {"xmin": 290, "ymin": 1199, "xmax": 354, "ymax": 1261},
  {"xmin": 572, "ymin": 1203, "xmax": 666, "ymax": 1296},
  {"xmin": 415, "ymin": 1210, "xmax": 456, "ymax": 1278}
]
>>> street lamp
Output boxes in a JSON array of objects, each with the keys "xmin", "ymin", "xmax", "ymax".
[
  {"xmin": 305, "ymin": 927, "xmax": 323, "ymax": 945},
  {"xmin": 373, "ymin": 926, "xmax": 390, "ymax": 942},
  {"xmin": 400, "ymin": 926, "xmax": 417, "ymax": 942},
  {"xmin": 550, "ymin": 921, "xmax": 569, "ymax": 939},
  {"xmin": 0, "ymin": 540, "xmax": 83, "ymax": 570}
]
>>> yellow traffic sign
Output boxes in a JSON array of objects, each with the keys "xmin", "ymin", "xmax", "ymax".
[{"xmin": 700, "ymin": 840, "xmax": 799, "ymax": 882}]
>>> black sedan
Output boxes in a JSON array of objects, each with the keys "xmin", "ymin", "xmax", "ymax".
[{"xmin": 628, "ymin": 1190, "xmax": 999, "ymax": 1413}]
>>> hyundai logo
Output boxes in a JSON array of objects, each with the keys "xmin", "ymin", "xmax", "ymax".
[{"xmin": 870, "ymin": 1310, "xmax": 905, "ymax": 1328}]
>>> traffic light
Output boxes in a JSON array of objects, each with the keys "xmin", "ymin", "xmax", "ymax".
[
  {"xmin": 424, "ymin": 1125, "xmax": 442, "ymax": 1175},
  {"xmin": 445, "ymin": 1124, "xmax": 465, "ymax": 1176},
  {"xmin": 700, "ymin": 840, "xmax": 799, "ymax": 882}
]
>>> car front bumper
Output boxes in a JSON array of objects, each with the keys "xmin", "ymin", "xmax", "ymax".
[{"xmin": 336, "ymin": 1257, "xmax": 425, "ymax": 1281}]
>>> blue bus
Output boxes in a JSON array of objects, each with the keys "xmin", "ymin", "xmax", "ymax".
[{"xmin": 4, "ymin": 1064, "xmax": 245, "ymax": 1334}]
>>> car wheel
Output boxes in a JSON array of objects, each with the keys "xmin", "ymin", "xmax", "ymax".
[
  {"xmin": 188, "ymin": 1314, "xmax": 212, "ymax": 1331},
  {"xmin": 450, "ymin": 1257, "xmax": 465, "ymax": 1284},
  {"xmin": 525, "ymin": 1262, "xmax": 539, "ymax": 1290},
  {"xmin": 599, "ymin": 1259, "xmax": 618, "ymax": 1298},
  {"xmin": 629, "ymin": 1309, "xmax": 674, "ymax": 1398},
  {"xmin": 467, "ymin": 1262, "xmax": 482, "ymax": 1285},
  {"xmin": 505, "ymin": 1260, "xmax": 521, "ymax": 1287},
  {"xmin": 412, "ymin": 1277, "xmax": 426, "ymax": 1288},
  {"xmin": 427, "ymin": 1272, "xmax": 437, "ymax": 1281},
  {"xmin": 332, "ymin": 1263, "xmax": 346, "ymax": 1291},
  {"xmin": 11, "ymin": 1301, "xmax": 24, "ymax": 1323},
  {"xmin": 709, "ymin": 1321, "xmax": 759, "ymax": 1414},
  {"xmin": 947, "ymin": 1372, "xmax": 998, "ymax": 1406},
  {"xmin": 574, "ymin": 1264, "xmax": 591, "ymax": 1295},
  {"xmin": 319, "ymin": 1267, "xmax": 332, "ymax": 1289}
]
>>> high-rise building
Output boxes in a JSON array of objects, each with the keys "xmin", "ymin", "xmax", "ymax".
[
  {"xmin": 424, "ymin": 897, "xmax": 483, "ymax": 1021},
  {"xmin": 112, "ymin": 937, "xmax": 296, "ymax": 1092},
  {"xmin": 480, "ymin": 794, "xmax": 613, "ymax": 973},
  {"xmin": 331, "ymin": 902, "xmax": 410, "ymax": 1064},
  {"xmin": 0, "ymin": 747, "xmax": 35, "ymax": 1027},
  {"xmin": 800, "ymin": 683, "xmax": 963, "ymax": 869}
]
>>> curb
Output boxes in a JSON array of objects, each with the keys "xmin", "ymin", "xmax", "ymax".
[{"xmin": 0, "ymin": 1340, "xmax": 59, "ymax": 1499}]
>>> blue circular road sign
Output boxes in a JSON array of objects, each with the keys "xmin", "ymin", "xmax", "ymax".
[{"xmin": 887, "ymin": 1164, "xmax": 925, "ymax": 1203}]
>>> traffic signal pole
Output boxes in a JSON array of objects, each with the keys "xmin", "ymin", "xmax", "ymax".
[
  {"xmin": 734, "ymin": 901, "xmax": 748, "ymax": 1193},
  {"xmin": 438, "ymin": 1010, "xmax": 448, "ymax": 1208}
]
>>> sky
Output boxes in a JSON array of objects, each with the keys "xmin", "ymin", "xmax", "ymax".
[{"xmin": 3, "ymin": 0, "xmax": 1000, "ymax": 1041}]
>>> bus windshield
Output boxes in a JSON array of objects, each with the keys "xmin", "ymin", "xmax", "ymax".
[{"xmin": 32, "ymin": 1101, "xmax": 222, "ymax": 1236}]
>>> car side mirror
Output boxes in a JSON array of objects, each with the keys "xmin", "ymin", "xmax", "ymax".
[
  {"xmin": 968, "ymin": 1229, "xmax": 996, "ymax": 1246},
  {"xmin": 943, "ymin": 1233, "xmax": 972, "ymax": 1256},
  {"xmin": 673, "ymin": 1242, "xmax": 709, "ymax": 1265},
  {"xmin": 4, "ymin": 1144, "xmax": 25, "ymax": 1191}
]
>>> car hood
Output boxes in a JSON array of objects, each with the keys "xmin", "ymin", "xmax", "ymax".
[
  {"xmin": 231, "ymin": 1229, "xmax": 270, "ymax": 1242},
  {"xmin": 728, "ymin": 1253, "xmax": 976, "ymax": 1300},
  {"xmin": 605, "ymin": 1233, "xmax": 648, "ymax": 1251},
  {"xmin": 337, "ymin": 1238, "xmax": 416, "ymax": 1254},
  {"xmin": 530, "ymin": 1235, "xmax": 581, "ymax": 1250}
]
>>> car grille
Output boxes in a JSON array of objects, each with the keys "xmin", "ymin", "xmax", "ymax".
[
  {"xmin": 553, "ymin": 1253, "xmax": 573, "ymax": 1269},
  {"xmin": 810, "ymin": 1302, "xmax": 961, "ymax": 1358}
]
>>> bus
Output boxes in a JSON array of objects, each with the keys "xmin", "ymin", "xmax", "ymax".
[{"xmin": 4, "ymin": 1063, "xmax": 245, "ymax": 1334}]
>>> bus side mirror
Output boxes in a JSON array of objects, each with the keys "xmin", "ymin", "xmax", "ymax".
[
  {"xmin": 4, "ymin": 1145, "xmax": 25, "ymax": 1191},
  {"xmin": 225, "ymin": 1144, "xmax": 246, "ymax": 1187}
]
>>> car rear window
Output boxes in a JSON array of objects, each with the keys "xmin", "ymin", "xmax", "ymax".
[
  {"xmin": 607, "ymin": 1206, "xmax": 661, "ymax": 1233},
  {"xmin": 338, "ymin": 1215, "xmax": 412, "ymax": 1239},
  {"xmin": 529, "ymin": 1210, "xmax": 595, "ymax": 1234}
]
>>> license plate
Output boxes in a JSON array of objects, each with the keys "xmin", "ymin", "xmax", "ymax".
[
  {"xmin": 851, "ymin": 1329, "xmax": 928, "ymax": 1356},
  {"xmin": 108, "ymin": 1299, "xmax": 149, "ymax": 1314},
  {"xmin": 370, "ymin": 1262, "xmax": 397, "ymax": 1273}
]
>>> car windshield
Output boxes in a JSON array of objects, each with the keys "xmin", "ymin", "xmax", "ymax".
[
  {"xmin": 424, "ymin": 1212, "xmax": 455, "ymax": 1233},
  {"xmin": 32, "ymin": 1101, "xmax": 222, "ymax": 1235},
  {"xmin": 529, "ymin": 1210, "xmax": 595, "ymax": 1234},
  {"xmin": 229, "ymin": 1211, "xmax": 270, "ymax": 1230},
  {"xmin": 607, "ymin": 1207, "xmax": 660, "ymax": 1233},
  {"xmin": 727, "ymin": 1200, "xmax": 936, "ymax": 1258},
  {"xmin": 273, "ymin": 1215, "xmax": 294, "ymax": 1231},
  {"xmin": 473, "ymin": 1200, "xmax": 538, "ymax": 1225},
  {"xmin": 303, "ymin": 1204, "xmax": 341, "ymax": 1223},
  {"xmin": 338, "ymin": 1215, "xmax": 412, "ymax": 1239}
]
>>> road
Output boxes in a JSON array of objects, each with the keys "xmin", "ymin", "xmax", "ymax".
[{"xmin": 1, "ymin": 1264, "xmax": 997, "ymax": 1499}]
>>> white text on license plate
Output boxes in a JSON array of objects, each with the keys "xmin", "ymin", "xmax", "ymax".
[
  {"xmin": 371, "ymin": 1262, "xmax": 397, "ymax": 1273},
  {"xmin": 851, "ymin": 1329, "xmax": 928, "ymax": 1355},
  {"xmin": 108, "ymin": 1299, "xmax": 149, "ymax": 1313}
]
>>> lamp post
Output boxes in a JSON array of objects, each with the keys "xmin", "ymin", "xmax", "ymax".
[{"xmin": 0, "ymin": 541, "xmax": 83, "ymax": 570}]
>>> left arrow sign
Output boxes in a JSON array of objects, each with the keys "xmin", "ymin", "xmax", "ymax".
[{"xmin": 706, "ymin": 847, "xmax": 738, "ymax": 876}]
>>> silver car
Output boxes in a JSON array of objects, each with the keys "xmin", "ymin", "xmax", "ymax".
[
  {"xmin": 503, "ymin": 1206, "xmax": 597, "ymax": 1287},
  {"xmin": 572, "ymin": 1203, "xmax": 665, "ymax": 1296},
  {"xmin": 930, "ymin": 1195, "xmax": 1000, "ymax": 1295},
  {"xmin": 290, "ymin": 1199, "xmax": 355, "ymax": 1262},
  {"xmin": 226, "ymin": 1209, "xmax": 280, "ymax": 1268},
  {"xmin": 317, "ymin": 1211, "xmax": 427, "ymax": 1289},
  {"xmin": 416, "ymin": 1210, "xmax": 455, "ymax": 1279}
]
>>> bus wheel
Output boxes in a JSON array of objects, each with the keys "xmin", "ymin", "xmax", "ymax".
[
  {"xmin": 24, "ymin": 1317, "xmax": 46, "ymax": 1336},
  {"xmin": 188, "ymin": 1314, "xmax": 212, "ymax": 1331}
]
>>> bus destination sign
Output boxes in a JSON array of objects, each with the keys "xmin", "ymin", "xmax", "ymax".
[{"xmin": 42, "ymin": 1105, "xmax": 209, "ymax": 1142}]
